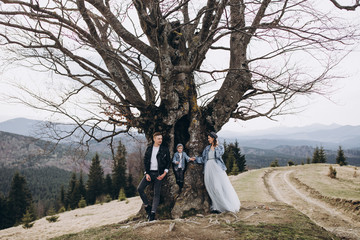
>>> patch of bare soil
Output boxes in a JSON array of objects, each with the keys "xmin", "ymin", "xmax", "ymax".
[{"xmin": 264, "ymin": 168, "xmax": 360, "ymax": 240}]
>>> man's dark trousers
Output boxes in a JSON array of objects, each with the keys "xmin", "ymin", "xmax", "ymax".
[{"xmin": 137, "ymin": 171, "xmax": 163, "ymax": 213}]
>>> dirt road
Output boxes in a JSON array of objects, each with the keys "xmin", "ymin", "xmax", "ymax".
[{"xmin": 264, "ymin": 168, "xmax": 360, "ymax": 240}]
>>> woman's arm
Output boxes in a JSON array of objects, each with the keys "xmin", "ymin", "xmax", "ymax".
[
  {"xmin": 195, "ymin": 147, "xmax": 208, "ymax": 164},
  {"xmin": 215, "ymin": 145, "xmax": 225, "ymax": 157},
  {"xmin": 184, "ymin": 152, "xmax": 190, "ymax": 162}
]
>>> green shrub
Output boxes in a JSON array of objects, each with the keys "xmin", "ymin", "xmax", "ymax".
[
  {"xmin": 22, "ymin": 210, "xmax": 35, "ymax": 229},
  {"xmin": 46, "ymin": 215, "xmax": 59, "ymax": 223},
  {"xmin": 270, "ymin": 160, "xmax": 279, "ymax": 167},
  {"xmin": 105, "ymin": 194, "xmax": 112, "ymax": 203},
  {"xmin": 118, "ymin": 188, "xmax": 126, "ymax": 201},
  {"xmin": 58, "ymin": 206, "xmax": 66, "ymax": 213},
  {"xmin": 328, "ymin": 166, "xmax": 337, "ymax": 179},
  {"xmin": 78, "ymin": 196, "xmax": 87, "ymax": 208}
]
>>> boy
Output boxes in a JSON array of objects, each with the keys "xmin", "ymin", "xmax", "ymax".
[{"xmin": 172, "ymin": 144, "xmax": 194, "ymax": 190}]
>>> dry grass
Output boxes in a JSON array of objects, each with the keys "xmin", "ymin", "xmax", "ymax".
[
  {"xmin": 229, "ymin": 168, "xmax": 274, "ymax": 202},
  {"xmin": 0, "ymin": 197, "xmax": 142, "ymax": 240},
  {"xmin": 1, "ymin": 164, "xmax": 359, "ymax": 240},
  {"xmin": 293, "ymin": 164, "xmax": 360, "ymax": 200},
  {"xmin": 53, "ymin": 202, "xmax": 340, "ymax": 240}
]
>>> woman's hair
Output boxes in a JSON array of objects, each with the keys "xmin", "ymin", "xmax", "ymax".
[
  {"xmin": 208, "ymin": 134, "xmax": 217, "ymax": 146},
  {"xmin": 213, "ymin": 138, "xmax": 217, "ymax": 146}
]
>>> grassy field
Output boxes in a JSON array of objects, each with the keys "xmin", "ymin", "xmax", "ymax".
[
  {"xmin": 50, "ymin": 164, "xmax": 360, "ymax": 240},
  {"xmin": 52, "ymin": 202, "xmax": 339, "ymax": 240},
  {"xmin": 229, "ymin": 168, "xmax": 273, "ymax": 202},
  {"xmin": 292, "ymin": 164, "xmax": 360, "ymax": 200}
]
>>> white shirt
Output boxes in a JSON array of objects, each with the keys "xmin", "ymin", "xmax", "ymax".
[
  {"xmin": 178, "ymin": 152, "xmax": 183, "ymax": 169},
  {"xmin": 150, "ymin": 146, "xmax": 159, "ymax": 171}
]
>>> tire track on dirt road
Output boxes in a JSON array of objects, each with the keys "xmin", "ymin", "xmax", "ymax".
[{"xmin": 264, "ymin": 169, "xmax": 360, "ymax": 240}]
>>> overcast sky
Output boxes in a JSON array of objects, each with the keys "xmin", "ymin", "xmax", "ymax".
[{"xmin": 0, "ymin": 2, "xmax": 359, "ymax": 133}]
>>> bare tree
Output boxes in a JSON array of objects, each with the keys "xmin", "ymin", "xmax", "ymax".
[
  {"xmin": 329, "ymin": 0, "xmax": 360, "ymax": 11},
  {"xmin": 0, "ymin": 0, "xmax": 357, "ymax": 218},
  {"xmin": 126, "ymin": 135, "xmax": 147, "ymax": 182}
]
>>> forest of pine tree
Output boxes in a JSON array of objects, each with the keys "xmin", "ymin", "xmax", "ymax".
[
  {"xmin": 0, "ymin": 166, "xmax": 73, "ymax": 219},
  {"xmin": 312, "ymin": 146, "xmax": 327, "ymax": 163},
  {"xmin": 0, "ymin": 140, "xmax": 137, "ymax": 230},
  {"xmin": 223, "ymin": 140, "xmax": 247, "ymax": 175},
  {"xmin": 0, "ymin": 172, "xmax": 35, "ymax": 230}
]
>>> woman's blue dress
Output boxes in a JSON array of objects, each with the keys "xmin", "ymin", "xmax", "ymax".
[{"xmin": 204, "ymin": 149, "xmax": 240, "ymax": 212}]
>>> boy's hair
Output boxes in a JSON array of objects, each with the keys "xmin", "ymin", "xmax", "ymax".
[{"xmin": 153, "ymin": 132, "xmax": 162, "ymax": 138}]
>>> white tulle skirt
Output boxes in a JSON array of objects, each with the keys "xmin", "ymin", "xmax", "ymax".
[{"xmin": 204, "ymin": 160, "xmax": 241, "ymax": 213}]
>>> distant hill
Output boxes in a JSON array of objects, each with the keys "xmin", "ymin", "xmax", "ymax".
[
  {"xmin": 1, "ymin": 118, "xmax": 359, "ymax": 170},
  {"xmin": 220, "ymin": 124, "xmax": 360, "ymax": 150},
  {"xmin": 242, "ymin": 145, "xmax": 360, "ymax": 168},
  {"xmin": 0, "ymin": 118, "xmax": 44, "ymax": 137},
  {"xmin": 2, "ymin": 117, "xmax": 360, "ymax": 150},
  {"xmin": 0, "ymin": 130, "xmax": 112, "ymax": 172}
]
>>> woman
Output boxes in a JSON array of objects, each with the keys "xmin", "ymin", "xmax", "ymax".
[{"xmin": 193, "ymin": 132, "xmax": 240, "ymax": 213}]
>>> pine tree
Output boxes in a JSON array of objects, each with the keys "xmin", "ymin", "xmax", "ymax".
[
  {"xmin": 87, "ymin": 153, "xmax": 104, "ymax": 205},
  {"xmin": 78, "ymin": 196, "xmax": 87, "ymax": 208},
  {"xmin": 112, "ymin": 141, "xmax": 127, "ymax": 199},
  {"xmin": 319, "ymin": 146, "xmax": 327, "ymax": 163},
  {"xmin": 60, "ymin": 185, "xmax": 65, "ymax": 207},
  {"xmin": 104, "ymin": 174, "xmax": 113, "ymax": 198},
  {"xmin": 0, "ymin": 193, "xmax": 10, "ymax": 230},
  {"xmin": 336, "ymin": 146, "xmax": 347, "ymax": 166},
  {"xmin": 70, "ymin": 179, "xmax": 82, "ymax": 209},
  {"xmin": 118, "ymin": 188, "xmax": 126, "ymax": 201},
  {"xmin": 223, "ymin": 140, "xmax": 246, "ymax": 174},
  {"xmin": 306, "ymin": 157, "xmax": 311, "ymax": 164},
  {"xmin": 7, "ymin": 172, "xmax": 35, "ymax": 227},
  {"xmin": 21, "ymin": 209, "xmax": 35, "ymax": 229},
  {"xmin": 234, "ymin": 140, "xmax": 246, "ymax": 172},
  {"xmin": 227, "ymin": 152, "xmax": 236, "ymax": 175},
  {"xmin": 124, "ymin": 174, "xmax": 137, "ymax": 198},
  {"xmin": 78, "ymin": 171, "xmax": 87, "ymax": 201},
  {"xmin": 65, "ymin": 172, "xmax": 82, "ymax": 209},
  {"xmin": 230, "ymin": 155, "xmax": 240, "ymax": 175},
  {"xmin": 312, "ymin": 147, "xmax": 320, "ymax": 163}
]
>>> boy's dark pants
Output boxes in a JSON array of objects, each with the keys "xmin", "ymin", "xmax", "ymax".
[
  {"xmin": 137, "ymin": 171, "xmax": 162, "ymax": 213},
  {"xmin": 174, "ymin": 168, "xmax": 184, "ymax": 188}
]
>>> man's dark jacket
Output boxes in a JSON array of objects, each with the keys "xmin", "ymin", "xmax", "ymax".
[{"xmin": 144, "ymin": 144, "xmax": 171, "ymax": 175}]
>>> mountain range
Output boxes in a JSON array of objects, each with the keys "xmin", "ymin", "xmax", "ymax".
[
  {"xmin": 219, "ymin": 124, "xmax": 360, "ymax": 150},
  {"xmin": 0, "ymin": 118, "xmax": 359, "ymax": 169}
]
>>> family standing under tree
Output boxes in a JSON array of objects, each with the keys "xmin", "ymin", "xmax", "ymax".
[{"xmin": 138, "ymin": 131, "xmax": 240, "ymax": 221}]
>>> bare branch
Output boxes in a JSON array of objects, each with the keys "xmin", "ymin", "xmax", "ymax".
[{"xmin": 328, "ymin": 0, "xmax": 360, "ymax": 11}]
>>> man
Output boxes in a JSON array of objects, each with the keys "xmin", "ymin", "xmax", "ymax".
[{"xmin": 137, "ymin": 132, "xmax": 171, "ymax": 221}]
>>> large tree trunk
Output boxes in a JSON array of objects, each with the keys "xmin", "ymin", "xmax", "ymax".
[{"xmin": 139, "ymin": 111, "xmax": 212, "ymax": 219}]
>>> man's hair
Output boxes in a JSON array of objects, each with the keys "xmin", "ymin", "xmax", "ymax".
[{"xmin": 153, "ymin": 132, "xmax": 162, "ymax": 138}]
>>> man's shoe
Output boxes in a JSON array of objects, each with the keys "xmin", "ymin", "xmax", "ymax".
[
  {"xmin": 149, "ymin": 212, "xmax": 155, "ymax": 221},
  {"xmin": 145, "ymin": 205, "xmax": 152, "ymax": 217}
]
